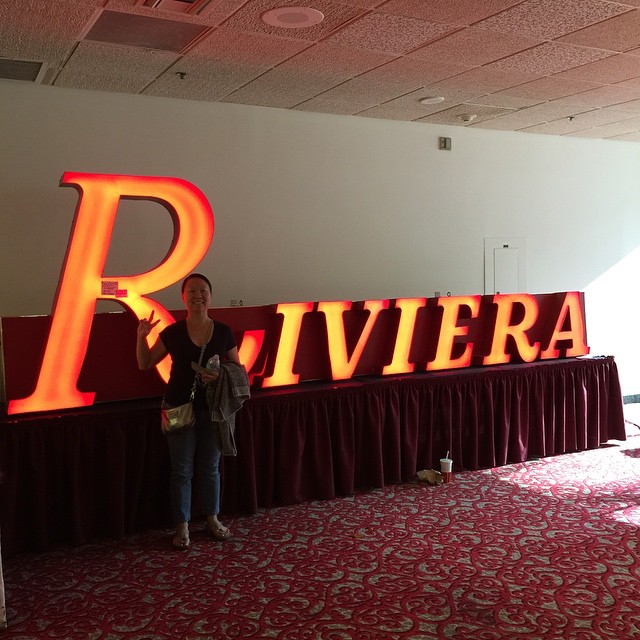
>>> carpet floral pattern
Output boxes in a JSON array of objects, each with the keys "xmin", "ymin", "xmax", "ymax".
[{"xmin": 2, "ymin": 430, "xmax": 640, "ymax": 639}]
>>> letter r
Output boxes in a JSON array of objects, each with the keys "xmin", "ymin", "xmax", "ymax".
[{"xmin": 8, "ymin": 172, "xmax": 214, "ymax": 415}]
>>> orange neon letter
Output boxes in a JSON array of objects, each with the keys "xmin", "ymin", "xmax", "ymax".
[
  {"xmin": 383, "ymin": 298, "xmax": 426, "ymax": 375},
  {"xmin": 318, "ymin": 299, "xmax": 389, "ymax": 380},
  {"xmin": 8, "ymin": 172, "xmax": 214, "ymax": 415},
  {"xmin": 483, "ymin": 294, "xmax": 540, "ymax": 365},
  {"xmin": 238, "ymin": 330, "xmax": 265, "ymax": 379},
  {"xmin": 540, "ymin": 292, "xmax": 590, "ymax": 359},
  {"xmin": 262, "ymin": 302, "xmax": 314, "ymax": 387},
  {"xmin": 427, "ymin": 295, "xmax": 481, "ymax": 371}
]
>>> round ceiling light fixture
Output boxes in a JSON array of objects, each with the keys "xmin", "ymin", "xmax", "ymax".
[
  {"xmin": 261, "ymin": 7, "xmax": 325, "ymax": 29},
  {"xmin": 419, "ymin": 96, "xmax": 445, "ymax": 105},
  {"xmin": 460, "ymin": 113, "xmax": 477, "ymax": 123}
]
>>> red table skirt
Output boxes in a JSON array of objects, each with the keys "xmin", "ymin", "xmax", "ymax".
[{"xmin": 0, "ymin": 357, "xmax": 625, "ymax": 558}]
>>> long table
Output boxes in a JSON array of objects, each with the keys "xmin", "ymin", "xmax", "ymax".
[{"xmin": 0, "ymin": 357, "xmax": 625, "ymax": 558}]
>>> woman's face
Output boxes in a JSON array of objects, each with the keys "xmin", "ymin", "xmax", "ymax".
[{"xmin": 182, "ymin": 277, "xmax": 212, "ymax": 311}]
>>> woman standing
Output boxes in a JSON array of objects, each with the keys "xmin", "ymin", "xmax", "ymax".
[{"xmin": 136, "ymin": 273, "xmax": 240, "ymax": 550}]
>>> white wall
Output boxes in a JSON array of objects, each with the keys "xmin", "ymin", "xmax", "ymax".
[{"xmin": 2, "ymin": 81, "xmax": 640, "ymax": 394}]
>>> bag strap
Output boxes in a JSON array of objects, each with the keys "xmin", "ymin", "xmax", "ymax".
[{"xmin": 189, "ymin": 344, "xmax": 206, "ymax": 402}]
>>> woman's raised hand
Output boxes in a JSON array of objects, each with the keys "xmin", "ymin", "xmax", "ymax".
[{"xmin": 138, "ymin": 310, "xmax": 161, "ymax": 339}]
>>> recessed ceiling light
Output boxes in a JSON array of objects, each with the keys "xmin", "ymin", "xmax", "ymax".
[
  {"xmin": 420, "ymin": 96, "xmax": 445, "ymax": 105},
  {"xmin": 460, "ymin": 114, "xmax": 477, "ymax": 122},
  {"xmin": 261, "ymin": 7, "xmax": 325, "ymax": 29}
]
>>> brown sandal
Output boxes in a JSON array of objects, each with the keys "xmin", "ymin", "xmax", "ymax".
[
  {"xmin": 172, "ymin": 530, "xmax": 190, "ymax": 550},
  {"xmin": 207, "ymin": 520, "xmax": 231, "ymax": 540}
]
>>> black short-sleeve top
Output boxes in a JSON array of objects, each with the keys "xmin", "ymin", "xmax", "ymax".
[{"xmin": 160, "ymin": 319, "xmax": 237, "ymax": 409}]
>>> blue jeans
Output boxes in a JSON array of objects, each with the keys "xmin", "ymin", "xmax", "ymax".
[{"xmin": 166, "ymin": 409, "xmax": 221, "ymax": 524}]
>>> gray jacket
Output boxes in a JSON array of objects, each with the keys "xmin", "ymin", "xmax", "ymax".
[{"xmin": 206, "ymin": 361, "xmax": 250, "ymax": 456}]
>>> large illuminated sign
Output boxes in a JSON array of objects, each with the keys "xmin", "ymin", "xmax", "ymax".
[
  {"xmin": 3, "ymin": 173, "xmax": 590, "ymax": 416},
  {"xmin": 8, "ymin": 172, "xmax": 214, "ymax": 414}
]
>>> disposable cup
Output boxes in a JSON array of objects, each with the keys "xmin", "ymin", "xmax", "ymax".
[{"xmin": 440, "ymin": 458, "xmax": 453, "ymax": 483}]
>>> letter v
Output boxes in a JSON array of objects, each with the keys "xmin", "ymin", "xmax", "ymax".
[{"xmin": 317, "ymin": 300, "xmax": 389, "ymax": 380}]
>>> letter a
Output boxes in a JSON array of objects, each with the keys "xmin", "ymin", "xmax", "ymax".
[
  {"xmin": 8, "ymin": 172, "xmax": 214, "ymax": 414},
  {"xmin": 540, "ymin": 291, "xmax": 590, "ymax": 359}
]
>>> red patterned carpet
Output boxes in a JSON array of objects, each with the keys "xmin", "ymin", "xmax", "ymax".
[{"xmin": 2, "ymin": 419, "xmax": 640, "ymax": 639}]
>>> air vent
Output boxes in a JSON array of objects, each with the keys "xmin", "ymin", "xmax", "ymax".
[
  {"xmin": 139, "ymin": 0, "xmax": 219, "ymax": 16},
  {"xmin": 142, "ymin": 0, "xmax": 196, "ymax": 12},
  {"xmin": 85, "ymin": 10, "xmax": 209, "ymax": 52},
  {"xmin": 0, "ymin": 58, "xmax": 46, "ymax": 82}
]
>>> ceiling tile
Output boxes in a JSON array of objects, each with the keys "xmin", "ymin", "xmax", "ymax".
[
  {"xmin": 144, "ymin": 27, "xmax": 311, "ymax": 101},
  {"xmin": 221, "ymin": 68, "xmax": 343, "ymax": 108},
  {"xmin": 558, "ymin": 9, "xmax": 640, "ymax": 52},
  {"xmin": 424, "ymin": 66, "xmax": 540, "ymax": 96},
  {"xmin": 329, "ymin": 0, "xmax": 387, "ymax": 6},
  {"xmin": 567, "ymin": 106, "xmax": 640, "ymax": 126},
  {"xmin": 417, "ymin": 103, "xmax": 515, "ymax": 126},
  {"xmin": 607, "ymin": 97, "xmax": 640, "ymax": 113},
  {"xmin": 615, "ymin": 76, "xmax": 640, "ymax": 90},
  {"xmin": 324, "ymin": 11, "xmax": 455, "ymax": 54},
  {"xmin": 0, "ymin": 0, "xmax": 97, "ymax": 65},
  {"xmin": 377, "ymin": 0, "xmax": 525, "ymax": 26},
  {"xmin": 144, "ymin": 59, "xmax": 265, "ymax": 101},
  {"xmin": 277, "ymin": 43, "xmax": 396, "ymax": 76},
  {"xmin": 314, "ymin": 72, "xmax": 413, "ymax": 102},
  {"xmin": 476, "ymin": 0, "xmax": 630, "ymax": 40},
  {"xmin": 489, "ymin": 42, "xmax": 612, "ymax": 76},
  {"xmin": 357, "ymin": 87, "xmax": 473, "ymax": 120},
  {"xmin": 472, "ymin": 118, "xmax": 539, "ymax": 131},
  {"xmin": 567, "ymin": 116, "xmax": 640, "ymax": 139},
  {"xmin": 409, "ymin": 27, "xmax": 542, "ymax": 68},
  {"xmin": 517, "ymin": 102, "xmax": 595, "ymax": 120},
  {"xmin": 56, "ymin": 41, "xmax": 179, "ymax": 93},
  {"xmin": 520, "ymin": 120, "xmax": 592, "ymax": 136},
  {"xmin": 606, "ymin": 131, "xmax": 640, "ymax": 141},
  {"xmin": 356, "ymin": 56, "xmax": 469, "ymax": 89},
  {"xmin": 475, "ymin": 76, "xmax": 601, "ymax": 108},
  {"xmin": 470, "ymin": 93, "xmax": 546, "ymax": 109},
  {"xmin": 212, "ymin": 34, "xmax": 399, "ymax": 104},
  {"xmin": 521, "ymin": 107, "xmax": 638, "ymax": 135},
  {"xmin": 54, "ymin": 68, "xmax": 150, "ymax": 93},
  {"xmin": 63, "ymin": 39, "xmax": 178, "ymax": 74},
  {"xmin": 553, "ymin": 53, "xmax": 640, "ymax": 84},
  {"xmin": 472, "ymin": 101, "xmax": 592, "ymax": 130},
  {"xmin": 181, "ymin": 0, "xmax": 254, "ymax": 26},
  {"xmin": 293, "ymin": 95, "xmax": 371, "ymax": 115},
  {"xmin": 185, "ymin": 27, "xmax": 309, "ymax": 66},
  {"xmin": 548, "ymin": 84, "xmax": 640, "ymax": 108}
]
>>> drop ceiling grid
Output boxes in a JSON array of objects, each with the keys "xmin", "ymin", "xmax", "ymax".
[{"xmin": 1, "ymin": 0, "xmax": 640, "ymax": 140}]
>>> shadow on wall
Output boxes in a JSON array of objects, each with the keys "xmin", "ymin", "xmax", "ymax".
[{"xmin": 584, "ymin": 245, "xmax": 640, "ymax": 398}]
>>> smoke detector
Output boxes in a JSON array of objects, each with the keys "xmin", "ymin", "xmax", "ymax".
[{"xmin": 420, "ymin": 96, "xmax": 445, "ymax": 105}]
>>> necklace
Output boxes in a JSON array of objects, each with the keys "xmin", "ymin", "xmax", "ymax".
[{"xmin": 188, "ymin": 318, "xmax": 213, "ymax": 346}]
